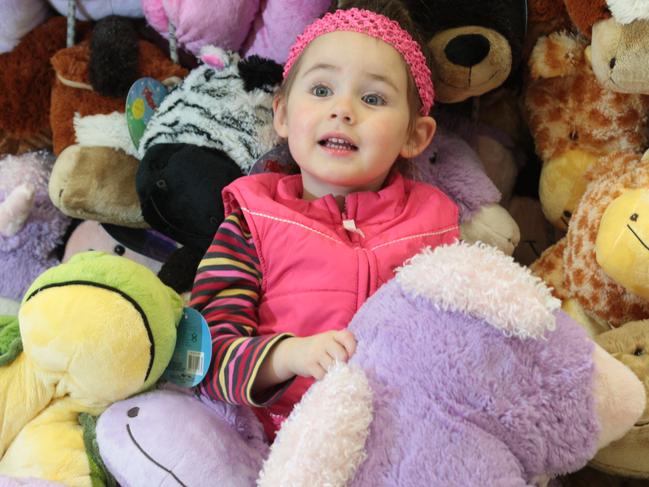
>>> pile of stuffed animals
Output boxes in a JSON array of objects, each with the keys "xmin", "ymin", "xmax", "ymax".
[{"xmin": 2, "ymin": 0, "xmax": 649, "ymax": 485}]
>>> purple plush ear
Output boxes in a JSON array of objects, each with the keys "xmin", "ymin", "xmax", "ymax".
[
  {"xmin": 96, "ymin": 389, "xmax": 268, "ymax": 487},
  {"xmin": 410, "ymin": 127, "xmax": 501, "ymax": 223}
]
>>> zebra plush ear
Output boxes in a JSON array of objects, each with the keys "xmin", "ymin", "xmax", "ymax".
[
  {"xmin": 237, "ymin": 55, "xmax": 283, "ymax": 93},
  {"xmin": 199, "ymin": 45, "xmax": 237, "ymax": 70}
]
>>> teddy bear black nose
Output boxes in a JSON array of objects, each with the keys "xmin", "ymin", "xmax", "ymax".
[
  {"xmin": 445, "ymin": 34, "xmax": 491, "ymax": 68},
  {"xmin": 127, "ymin": 407, "xmax": 139, "ymax": 418}
]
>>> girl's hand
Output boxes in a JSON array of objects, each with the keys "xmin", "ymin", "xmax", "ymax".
[{"xmin": 286, "ymin": 330, "xmax": 357, "ymax": 380}]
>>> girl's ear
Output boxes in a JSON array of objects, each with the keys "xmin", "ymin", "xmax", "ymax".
[
  {"xmin": 273, "ymin": 95, "xmax": 289, "ymax": 138},
  {"xmin": 400, "ymin": 116, "xmax": 436, "ymax": 159}
]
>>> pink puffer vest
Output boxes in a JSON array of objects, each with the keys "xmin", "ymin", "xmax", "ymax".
[{"xmin": 222, "ymin": 171, "xmax": 459, "ymax": 438}]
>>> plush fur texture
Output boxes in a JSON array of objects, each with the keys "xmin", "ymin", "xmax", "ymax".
[
  {"xmin": 48, "ymin": 145, "xmax": 146, "ymax": 227},
  {"xmin": 258, "ymin": 363, "xmax": 372, "ymax": 487},
  {"xmin": 50, "ymin": 37, "xmax": 186, "ymax": 155},
  {"xmin": 0, "ymin": 0, "xmax": 50, "ymax": 54},
  {"xmin": 608, "ymin": 0, "xmax": 649, "ymax": 23},
  {"xmin": 526, "ymin": 32, "xmax": 649, "ymax": 163},
  {"xmin": 525, "ymin": 31, "xmax": 649, "ymax": 229},
  {"xmin": 0, "ymin": 151, "xmax": 69, "ymax": 302},
  {"xmin": 73, "ymin": 112, "xmax": 138, "ymax": 157},
  {"xmin": 564, "ymin": 153, "xmax": 649, "ymax": 327},
  {"xmin": 242, "ymin": 0, "xmax": 332, "ymax": 63},
  {"xmin": 410, "ymin": 128, "xmax": 501, "ymax": 223},
  {"xmin": 397, "ymin": 242, "xmax": 560, "ymax": 338},
  {"xmin": 142, "ymin": 0, "xmax": 330, "ymax": 63},
  {"xmin": 48, "ymin": 0, "xmax": 143, "ymax": 20},
  {"xmin": 97, "ymin": 389, "xmax": 268, "ymax": 487},
  {"xmin": 88, "ymin": 16, "xmax": 139, "ymax": 98},
  {"xmin": 136, "ymin": 144, "xmax": 244, "ymax": 249},
  {"xmin": 0, "ymin": 17, "xmax": 80, "ymax": 145},
  {"xmin": 136, "ymin": 48, "xmax": 281, "ymax": 249},
  {"xmin": 592, "ymin": 319, "xmax": 649, "ymax": 477},
  {"xmin": 563, "ymin": 0, "xmax": 612, "ymax": 36},
  {"xmin": 138, "ymin": 48, "xmax": 279, "ymax": 172},
  {"xmin": 262, "ymin": 242, "xmax": 606, "ymax": 486}
]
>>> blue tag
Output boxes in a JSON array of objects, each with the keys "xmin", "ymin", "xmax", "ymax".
[
  {"xmin": 162, "ymin": 307, "xmax": 212, "ymax": 387},
  {"xmin": 125, "ymin": 77, "xmax": 168, "ymax": 150}
]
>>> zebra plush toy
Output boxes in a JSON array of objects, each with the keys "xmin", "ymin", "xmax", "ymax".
[{"xmin": 136, "ymin": 46, "xmax": 282, "ymax": 253}]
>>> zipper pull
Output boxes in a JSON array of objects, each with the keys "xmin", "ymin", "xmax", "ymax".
[{"xmin": 342, "ymin": 219, "xmax": 365, "ymax": 238}]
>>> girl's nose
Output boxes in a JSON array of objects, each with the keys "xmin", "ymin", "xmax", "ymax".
[{"xmin": 330, "ymin": 98, "xmax": 354, "ymax": 123}]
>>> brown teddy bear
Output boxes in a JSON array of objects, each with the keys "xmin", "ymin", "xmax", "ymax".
[{"xmin": 524, "ymin": 31, "xmax": 649, "ymax": 231}]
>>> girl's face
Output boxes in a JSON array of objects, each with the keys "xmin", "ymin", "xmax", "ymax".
[{"xmin": 273, "ymin": 31, "xmax": 433, "ymax": 199}]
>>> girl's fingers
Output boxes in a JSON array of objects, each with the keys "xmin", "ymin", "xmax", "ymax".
[
  {"xmin": 334, "ymin": 329, "xmax": 357, "ymax": 357},
  {"xmin": 309, "ymin": 362, "xmax": 327, "ymax": 380},
  {"xmin": 325, "ymin": 340, "xmax": 349, "ymax": 362}
]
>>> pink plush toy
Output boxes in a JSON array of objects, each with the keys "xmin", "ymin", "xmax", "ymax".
[{"xmin": 141, "ymin": 0, "xmax": 331, "ymax": 63}]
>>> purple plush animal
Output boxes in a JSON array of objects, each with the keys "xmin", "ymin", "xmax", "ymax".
[
  {"xmin": 96, "ymin": 388, "xmax": 268, "ymax": 487},
  {"xmin": 0, "ymin": 151, "xmax": 70, "ymax": 301},
  {"xmin": 258, "ymin": 242, "xmax": 646, "ymax": 486}
]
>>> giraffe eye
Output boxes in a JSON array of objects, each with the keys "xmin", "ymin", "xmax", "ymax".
[{"xmin": 630, "ymin": 213, "xmax": 639, "ymax": 222}]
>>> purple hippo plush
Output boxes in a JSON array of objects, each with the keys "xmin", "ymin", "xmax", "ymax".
[
  {"xmin": 258, "ymin": 242, "xmax": 646, "ymax": 487},
  {"xmin": 96, "ymin": 388, "xmax": 268, "ymax": 487},
  {"xmin": 94, "ymin": 242, "xmax": 645, "ymax": 486}
]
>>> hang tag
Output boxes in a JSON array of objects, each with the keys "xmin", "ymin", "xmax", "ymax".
[
  {"xmin": 162, "ymin": 307, "xmax": 212, "ymax": 387},
  {"xmin": 125, "ymin": 77, "xmax": 168, "ymax": 150}
]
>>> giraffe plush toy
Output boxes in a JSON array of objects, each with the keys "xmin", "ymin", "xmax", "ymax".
[
  {"xmin": 524, "ymin": 31, "xmax": 649, "ymax": 231},
  {"xmin": 532, "ymin": 151, "xmax": 649, "ymax": 335}
]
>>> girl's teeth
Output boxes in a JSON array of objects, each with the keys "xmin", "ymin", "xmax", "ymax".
[{"xmin": 324, "ymin": 138, "xmax": 355, "ymax": 149}]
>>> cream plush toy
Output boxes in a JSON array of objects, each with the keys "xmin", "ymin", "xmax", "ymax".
[{"xmin": 0, "ymin": 252, "xmax": 182, "ymax": 486}]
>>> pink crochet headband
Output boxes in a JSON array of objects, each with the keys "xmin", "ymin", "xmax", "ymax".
[{"xmin": 283, "ymin": 8, "xmax": 434, "ymax": 115}]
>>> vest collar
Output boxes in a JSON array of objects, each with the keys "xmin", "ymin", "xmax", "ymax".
[{"xmin": 274, "ymin": 171, "xmax": 408, "ymax": 225}]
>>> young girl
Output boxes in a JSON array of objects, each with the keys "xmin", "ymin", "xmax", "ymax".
[{"xmin": 190, "ymin": 6, "xmax": 459, "ymax": 441}]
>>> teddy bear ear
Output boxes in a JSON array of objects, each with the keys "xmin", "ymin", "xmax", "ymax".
[{"xmin": 529, "ymin": 31, "xmax": 583, "ymax": 79}]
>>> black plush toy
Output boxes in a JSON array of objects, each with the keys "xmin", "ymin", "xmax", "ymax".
[{"xmin": 135, "ymin": 46, "xmax": 282, "ymax": 292}]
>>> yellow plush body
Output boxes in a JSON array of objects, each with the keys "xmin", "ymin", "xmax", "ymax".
[{"xmin": 0, "ymin": 252, "xmax": 182, "ymax": 485}]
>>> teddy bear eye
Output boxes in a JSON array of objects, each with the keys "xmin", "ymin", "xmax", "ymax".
[
  {"xmin": 630, "ymin": 213, "xmax": 639, "ymax": 222},
  {"xmin": 633, "ymin": 347, "xmax": 645, "ymax": 356},
  {"xmin": 563, "ymin": 210, "xmax": 572, "ymax": 219}
]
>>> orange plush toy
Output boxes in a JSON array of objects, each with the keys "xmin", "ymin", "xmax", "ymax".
[{"xmin": 0, "ymin": 17, "xmax": 91, "ymax": 155}]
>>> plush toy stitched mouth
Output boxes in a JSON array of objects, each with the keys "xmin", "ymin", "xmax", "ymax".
[
  {"xmin": 627, "ymin": 224, "xmax": 649, "ymax": 252},
  {"xmin": 126, "ymin": 421, "xmax": 188, "ymax": 486}
]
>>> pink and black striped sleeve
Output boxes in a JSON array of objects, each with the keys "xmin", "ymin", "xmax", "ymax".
[{"xmin": 190, "ymin": 209, "xmax": 294, "ymax": 407}]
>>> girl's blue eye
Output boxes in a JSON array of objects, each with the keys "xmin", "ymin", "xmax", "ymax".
[
  {"xmin": 312, "ymin": 85, "xmax": 332, "ymax": 97},
  {"xmin": 362, "ymin": 93, "xmax": 386, "ymax": 106}
]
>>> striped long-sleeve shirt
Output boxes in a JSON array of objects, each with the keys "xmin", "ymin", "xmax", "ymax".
[{"xmin": 190, "ymin": 209, "xmax": 294, "ymax": 406}]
